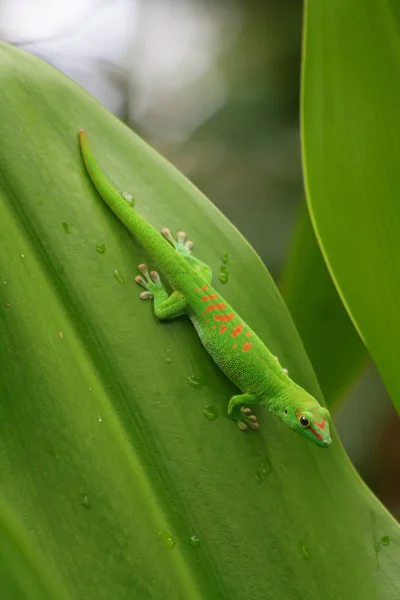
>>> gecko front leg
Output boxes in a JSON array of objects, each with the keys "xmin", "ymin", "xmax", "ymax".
[
  {"xmin": 135, "ymin": 264, "xmax": 187, "ymax": 319},
  {"xmin": 228, "ymin": 394, "xmax": 260, "ymax": 431},
  {"xmin": 161, "ymin": 228, "xmax": 212, "ymax": 284}
]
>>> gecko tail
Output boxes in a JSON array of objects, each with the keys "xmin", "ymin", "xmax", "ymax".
[{"xmin": 78, "ymin": 129, "xmax": 139, "ymax": 223}]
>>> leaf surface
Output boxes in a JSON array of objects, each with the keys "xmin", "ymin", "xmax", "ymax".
[{"xmin": 0, "ymin": 43, "xmax": 399, "ymax": 600}]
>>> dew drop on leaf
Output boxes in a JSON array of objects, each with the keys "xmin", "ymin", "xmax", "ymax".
[
  {"xmin": 219, "ymin": 271, "xmax": 229, "ymax": 284},
  {"xmin": 300, "ymin": 544, "xmax": 310, "ymax": 561},
  {"xmin": 121, "ymin": 192, "xmax": 134, "ymax": 206},
  {"xmin": 188, "ymin": 375, "xmax": 202, "ymax": 388},
  {"xmin": 62, "ymin": 222, "xmax": 69, "ymax": 234},
  {"xmin": 189, "ymin": 534, "xmax": 200, "ymax": 548},
  {"xmin": 381, "ymin": 536, "xmax": 390, "ymax": 547},
  {"xmin": 204, "ymin": 405, "xmax": 219, "ymax": 421},
  {"xmin": 95, "ymin": 244, "xmax": 106, "ymax": 254},
  {"xmin": 81, "ymin": 494, "xmax": 91, "ymax": 508},
  {"xmin": 113, "ymin": 269, "xmax": 125, "ymax": 284},
  {"xmin": 221, "ymin": 253, "xmax": 229, "ymax": 264},
  {"xmin": 255, "ymin": 458, "xmax": 272, "ymax": 483},
  {"xmin": 160, "ymin": 530, "xmax": 175, "ymax": 549}
]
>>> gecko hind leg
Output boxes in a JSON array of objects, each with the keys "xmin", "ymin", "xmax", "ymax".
[
  {"xmin": 135, "ymin": 264, "xmax": 187, "ymax": 319},
  {"xmin": 228, "ymin": 394, "xmax": 260, "ymax": 431},
  {"xmin": 161, "ymin": 228, "xmax": 212, "ymax": 284}
]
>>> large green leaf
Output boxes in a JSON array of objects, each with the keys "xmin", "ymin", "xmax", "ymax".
[
  {"xmin": 1, "ymin": 43, "xmax": 400, "ymax": 599},
  {"xmin": 280, "ymin": 205, "xmax": 368, "ymax": 408},
  {"xmin": 301, "ymin": 0, "xmax": 400, "ymax": 415}
]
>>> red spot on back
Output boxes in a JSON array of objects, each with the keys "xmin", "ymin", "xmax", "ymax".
[
  {"xmin": 195, "ymin": 285, "xmax": 208, "ymax": 292},
  {"xmin": 233, "ymin": 343, "xmax": 237, "ymax": 349},
  {"xmin": 211, "ymin": 325, "xmax": 216, "ymax": 331},
  {"xmin": 214, "ymin": 314, "xmax": 235, "ymax": 321},
  {"xmin": 204, "ymin": 303, "xmax": 226, "ymax": 315},
  {"xmin": 206, "ymin": 318, "xmax": 211, "ymax": 323},
  {"xmin": 201, "ymin": 294, "xmax": 218, "ymax": 302},
  {"xmin": 232, "ymin": 323, "xmax": 244, "ymax": 337},
  {"xmin": 243, "ymin": 342, "xmax": 253, "ymax": 353},
  {"xmin": 245, "ymin": 331, "xmax": 252, "ymax": 337},
  {"xmin": 219, "ymin": 325, "xmax": 227, "ymax": 334}
]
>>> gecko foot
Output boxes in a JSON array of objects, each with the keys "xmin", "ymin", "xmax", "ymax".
[
  {"xmin": 161, "ymin": 228, "xmax": 193, "ymax": 257},
  {"xmin": 135, "ymin": 264, "xmax": 163, "ymax": 300},
  {"xmin": 236, "ymin": 407, "xmax": 259, "ymax": 432}
]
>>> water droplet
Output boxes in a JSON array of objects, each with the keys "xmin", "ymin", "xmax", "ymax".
[
  {"xmin": 261, "ymin": 458, "xmax": 272, "ymax": 476},
  {"xmin": 189, "ymin": 534, "xmax": 200, "ymax": 548},
  {"xmin": 62, "ymin": 222, "xmax": 69, "ymax": 234},
  {"xmin": 95, "ymin": 244, "xmax": 106, "ymax": 254},
  {"xmin": 221, "ymin": 254, "xmax": 229, "ymax": 264},
  {"xmin": 300, "ymin": 544, "xmax": 310, "ymax": 561},
  {"xmin": 113, "ymin": 269, "xmax": 125, "ymax": 284},
  {"xmin": 188, "ymin": 375, "xmax": 202, "ymax": 388},
  {"xmin": 21, "ymin": 253, "xmax": 25, "ymax": 259},
  {"xmin": 98, "ymin": 414, "xmax": 102, "ymax": 422},
  {"xmin": 204, "ymin": 405, "xmax": 219, "ymax": 421},
  {"xmin": 220, "ymin": 266, "xmax": 228, "ymax": 274},
  {"xmin": 121, "ymin": 192, "xmax": 134, "ymax": 206},
  {"xmin": 255, "ymin": 458, "xmax": 272, "ymax": 482},
  {"xmin": 166, "ymin": 358, "xmax": 172, "ymax": 364},
  {"xmin": 381, "ymin": 536, "xmax": 390, "ymax": 547},
  {"xmin": 81, "ymin": 494, "xmax": 91, "ymax": 508},
  {"xmin": 219, "ymin": 271, "xmax": 229, "ymax": 285},
  {"xmin": 160, "ymin": 530, "xmax": 175, "ymax": 549}
]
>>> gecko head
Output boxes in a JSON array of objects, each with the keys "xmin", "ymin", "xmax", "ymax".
[{"xmin": 281, "ymin": 402, "xmax": 332, "ymax": 448}]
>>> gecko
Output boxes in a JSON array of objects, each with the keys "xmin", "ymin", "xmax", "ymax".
[{"xmin": 79, "ymin": 130, "xmax": 331, "ymax": 448}]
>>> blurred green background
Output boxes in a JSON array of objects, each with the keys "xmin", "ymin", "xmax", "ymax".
[{"xmin": 1, "ymin": 0, "xmax": 398, "ymax": 518}]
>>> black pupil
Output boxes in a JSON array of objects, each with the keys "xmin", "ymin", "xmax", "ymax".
[{"xmin": 300, "ymin": 416, "xmax": 310, "ymax": 427}]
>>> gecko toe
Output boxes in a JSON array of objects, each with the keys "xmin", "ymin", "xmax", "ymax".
[
  {"xmin": 135, "ymin": 275, "xmax": 149, "ymax": 289},
  {"xmin": 140, "ymin": 291, "xmax": 153, "ymax": 300},
  {"xmin": 138, "ymin": 263, "xmax": 149, "ymax": 276},
  {"xmin": 185, "ymin": 240, "xmax": 194, "ymax": 251},
  {"xmin": 150, "ymin": 270, "xmax": 161, "ymax": 284},
  {"xmin": 239, "ymin": 407, "xmax": 259, "ymax": 432},
  {"xmin": 177, "ymin": 231, "xmax": 187, "ymax": 244}
]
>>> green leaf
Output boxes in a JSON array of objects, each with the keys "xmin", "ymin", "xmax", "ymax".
[
  {"xmin": 281, "ymin": 204, "xmax": 368, "ymax": 409},
  {"xmin": 1, "ymin": 42, "xmax": 400, "ymax": 599},
  {"xmin": 301, "ymin": 1, "xmax": 400, "ymax": 415}
]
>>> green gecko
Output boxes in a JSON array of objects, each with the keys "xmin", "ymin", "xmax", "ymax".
[{"xmin": 79, "ymin": 129, "xmax": 332, "ymax": 448}]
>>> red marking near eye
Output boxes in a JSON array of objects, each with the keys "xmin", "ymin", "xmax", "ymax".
[
  {"xmin": 211, "ymin": 325, "xmax": 216, "ymax": 331},
  {"xmin": 214, "ymin": 314, "xmax": 235, "ymax": 321},
  {"xmin": 202, "ymin": 294, "xmax": 218, "ymax": 302},
  {"xmin": 233, "ymin": 343, "xmax": 237, "ymax": 349},
  {"xmin": 309, "ymin": 427, "xmax": 323, "ymax": 442},
  {"xmin": 195, "ymin": 285, "xmax": 208, "ymax": 292},
  {"xmin": 313, "ymin": 418, "xmax": 326, "ymax": 431},
  {"xmin": 219, "ymin": 325, "xmax": 228, "ymax": 334},
  {"xmin": 245, "ymin": 331, "xmax": 252, "ymax": 337},
  {"xmin": 232, "ymin": 323, "xmax": 244, "ymax": 337},
  {"xmin": 243, "ymin": 342, "xmax": 253, "ymax": 352},
  {"xmin": 204, "ymin": 303, "xmax": 226, "ymax": 315},
  {"xmin": 294, "ymin": 409, "xmax": 301, "ymax": 417}
]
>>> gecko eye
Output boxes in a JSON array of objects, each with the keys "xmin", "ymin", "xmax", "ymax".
[{"xmin": 299, "ymin": 415, "xmax": 310, "ymax": 427}]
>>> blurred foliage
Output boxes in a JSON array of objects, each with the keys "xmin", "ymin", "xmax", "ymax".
[
  {"xmin": 302, "ymin": 0, "xmax": 400, "ymax": 419},
  {"xmin": 281, "ymin": 204, "xmax": 368, "ymax": 409}
]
